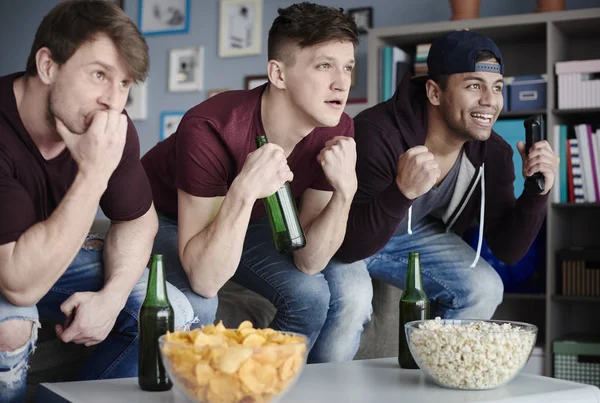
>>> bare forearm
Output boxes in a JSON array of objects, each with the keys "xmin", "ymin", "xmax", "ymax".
[
  {"xmin": 101, "ymin": 205, "xmax": 158, "ymax": 310},
  {"xmin": 182, "ymin": 186, "xmax": 254, "ymax": 298},
  {"xmin": 294, "ymin": 191, "xmax": 352, "ymax": 275},
  {"xmin": 1, "ymin": 172, "xmax": 106, "ymax": 306}
]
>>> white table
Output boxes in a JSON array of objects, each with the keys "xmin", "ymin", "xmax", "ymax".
[{"xmin": 38, "ymin": 357, "xmax": 600, "ymax": 403}]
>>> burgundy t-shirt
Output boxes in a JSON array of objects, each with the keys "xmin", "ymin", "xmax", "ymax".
[
  {"xmin": 141, "ymin": 85, "xmax": 354, "ymax": 220},
  {"xmin": 0, "ymin": 72, "xmax": 153, "ymax": 245}
]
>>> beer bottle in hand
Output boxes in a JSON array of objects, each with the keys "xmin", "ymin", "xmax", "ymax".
[
  {"xmin": 139, "ymin": 254, "xmax": 174, "ymax": 391},
  {"xmin": 398, "ymin": 252, "xmax": 430, "ymax": 369},
  {"xmin": 255, "ymin": 135, "xmax": 306, "ymax": 252}
]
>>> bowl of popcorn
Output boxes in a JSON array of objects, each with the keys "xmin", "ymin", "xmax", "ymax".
[
  {"xmin": 159, "ymin": 320, "xmax": 308, "ymax": 403},
  {"xmin": 406, "ymin": 318, "xmax": 537, "ymax": 390}
]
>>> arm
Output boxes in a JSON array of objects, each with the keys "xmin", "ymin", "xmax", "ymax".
[
  {"xmin": 177, "ymin": 143, "xmax": 293, "ymax": 298},
  {"xmin": 293, "ymin": 189, "xmax": 352, "ymax": 274},
  {"xmin": 101, "ymin": 204, "xmax": 158, "ymax": 309},
  {"xmin": 484, "ymin": 139, "xmax": 556, "ymax": 264},
  {"xmin": 177, "ymin": 187, "xmax": 254, "ymax": 299},
  {"xmin": 0, "ymin": 111, "xmax": 127, "ymax": 307},
  {"xmin": 0, "ymin": 171, "xmax": 108, "ymax": 306},
  {"xmin": 292, "ymin": 135, "xmax": 357, "ymax": 274}
]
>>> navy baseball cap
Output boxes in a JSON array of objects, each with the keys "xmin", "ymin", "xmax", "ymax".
[{"xmin": 414, "ymin": 30, "xmax": 503, "ymax": 81}]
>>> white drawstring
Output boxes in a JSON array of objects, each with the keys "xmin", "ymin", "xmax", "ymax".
[
  {"xmin": 407, "ymin": 205, "xmax": 413, "ymax": 234},
  {"xmin": 470, "ymin": 164, "xmax": 485, "ymax": 268}
]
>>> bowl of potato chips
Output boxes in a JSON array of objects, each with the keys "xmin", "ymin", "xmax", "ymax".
[{"xmin": 159, "ymin": 320, "xmax": 308, "ymax": 403}]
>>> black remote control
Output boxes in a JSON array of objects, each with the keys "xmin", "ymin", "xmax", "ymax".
[{"xmin": 523, "ymin": 115, "xmax": 545, "ymax": 195}]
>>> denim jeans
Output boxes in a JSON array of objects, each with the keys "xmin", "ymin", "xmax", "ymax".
[
  {"xmin": 366, "ymin": 216, "xmax": 503, "ymax": 320},
  {"xmin": 156, "ymin": 215, "xmax": 373, "ymax": 363},
  {"xmin": 0, "ymin": 235, "xmax": 194, "ymax": 403}
]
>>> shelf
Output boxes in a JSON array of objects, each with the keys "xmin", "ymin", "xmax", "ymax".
[
  {"xmin": 553, "ymin": 108, "xmax": 600, "ymax": 115},
  {"xmin": 552, "ymin": 202, "xmax": 600, "ymax": 208},
  {"xmin": 552, "ymin": 295, "xmax": 600, "ymax": 302},
  {"xmin": 504, "ymin": 293, "xmax": 546, "ymax": 300},
  {"xmin": 499, "ymin": 109, "xmax": 546, "ymax": 118}
]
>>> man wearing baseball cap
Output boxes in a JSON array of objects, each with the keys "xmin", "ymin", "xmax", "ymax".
[{"xmin": 337, "ymin": 30, "xmax": 559, "ymax": 319}]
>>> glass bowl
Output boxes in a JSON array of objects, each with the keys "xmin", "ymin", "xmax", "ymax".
[
  {"xmin": 159, "ymin": 329, "xmax": 308, "ymax": 403},
  {"xmin": 406, "ymin": 318, "xmax": 538, "ymax": 390}
]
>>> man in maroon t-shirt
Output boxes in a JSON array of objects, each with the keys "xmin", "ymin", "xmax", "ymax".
[
  {"xmin": 142, "ymin": 3, "xmax": 373, "ymax": 363},
  {"xmin": 0, "ymin": 2, "xmax": 192, "ymax": 401}
]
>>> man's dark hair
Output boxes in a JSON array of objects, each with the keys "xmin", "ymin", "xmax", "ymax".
[
  {"xmin": 430, "ymin": 50, "xmax": 499, "ymax": 90},
  {"xmin": 25, "ymin": 0, "xmax": 149, "ymax": 82},
  {"xmin": 268, "ymin": 2, "xmax": 358, "ymax": 64}
]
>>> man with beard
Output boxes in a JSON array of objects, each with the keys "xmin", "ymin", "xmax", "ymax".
[
  {"xmin": 337, "ymin": 30, "xmax": 559, "ymax": 320},
  {"xmin": 0, "ymin": 2, "xmax": 193, "ymax": 401}
]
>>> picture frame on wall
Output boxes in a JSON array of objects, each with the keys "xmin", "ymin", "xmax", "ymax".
[
  {"xmin": 207, "ymin": 88, "xmax": 233, "ymax": 98},
  {"xmin": 168, "ymin": 46, "xmax": 204, "ymax": 92},
  {"xmin": 348, "ymin": 7, "xmax": 373, "ymax": 35},
  {"xmin": 244, "ymin": 75, "xmax": 268, "ymax": 90},
  {"xmin": 160, "ymin": 111, "xmax": 185, "ymax": 141},
  {"xmin": 219, "ymin": 0, "xmax": 263, "ymax": 58},
  {"xmin": 139, "ymin": 0, "xmax": 190, "ymax": 36},
  {"xmin": 125, "ymin": 81, "xmax": 147, "ymax": 121}
]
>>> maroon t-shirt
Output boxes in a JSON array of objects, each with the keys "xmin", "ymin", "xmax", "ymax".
[
  {"xmin": 141, "ymin": 85, "xmax": 354, "ymax": 220},
  {"xmin": 0, "ymin": 72, "xmax": 153, "ymax": 245}
]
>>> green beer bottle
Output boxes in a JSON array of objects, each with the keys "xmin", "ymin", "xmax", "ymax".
[
  {"xmin": 138, "ymin": 254, "xmax": 174, "ymax": 391},
  {"xmin": 255, "ymin": 135, "xmax": 306, "ymax": 252},
  {"xmin": 398, "ymin": 252, "xmax": 430, "ymax": 369}
]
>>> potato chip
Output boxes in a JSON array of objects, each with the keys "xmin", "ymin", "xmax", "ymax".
[
  {"xmin": 237, "ymin": 320, "xmax": 253, "ymax": 330},
  {"xmin": 162, "ymin": 321, "xmax": 307, "ymax": 403},
  {"xmin": 218, "ymin": 348, "xmax": 253, "ymax": 374},
  {"xmin": 242, "ymin": 333, "xmax": 267, "ymax": 347}
]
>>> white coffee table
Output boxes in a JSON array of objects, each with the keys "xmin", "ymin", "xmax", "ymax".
[{"xmin": 37, "ymin": 357, "xmax": 600, "ymax": 402}]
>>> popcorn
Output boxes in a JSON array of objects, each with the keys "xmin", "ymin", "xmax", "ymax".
[{"xmin": 408, "ymin": 318, "xmax": 536, "ymax": 389}]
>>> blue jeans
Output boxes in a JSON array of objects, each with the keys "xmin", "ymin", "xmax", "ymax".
[
  {"xmin": 0, "ymin": 235, "xmax": 194, "ymax": 403},
  {"xmin": 366, "ymin": 216, "xmax": 503, "ymax": 319},
  {"xmin": 156, "ymin": 215, "xmax": 373, "ymax": 363}
]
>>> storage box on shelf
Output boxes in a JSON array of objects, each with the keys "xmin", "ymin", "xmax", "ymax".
[
  {"xmin": 553, "ymin": 335, "xmax": 600, "ymax": 388},
  {"xmin": 510, "ymin": 75, "xmax": 548, "ymax": 111},
  {"xmin": 556, "ymin": 59, "xmax": 600, "ymax": 110},
  {"xmin": 365, "ymin": 7, "xmax": 600, "ymax": 377}
]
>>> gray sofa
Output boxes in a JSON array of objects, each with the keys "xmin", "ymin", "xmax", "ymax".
[{"xmin": 26, "ymin": 221, "xmax": 402, "ymax": 399}]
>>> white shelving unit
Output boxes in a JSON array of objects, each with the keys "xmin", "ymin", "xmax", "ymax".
[{"xmin": 363, "ymin": 8, "xmax": 600, "ymax": 377}]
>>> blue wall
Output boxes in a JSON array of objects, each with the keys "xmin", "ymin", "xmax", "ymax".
[{"xmin": 1, "ymin": 0, "xmax": 598, "ymax": 155}]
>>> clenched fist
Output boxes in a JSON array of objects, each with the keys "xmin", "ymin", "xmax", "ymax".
[
  {"xmin": 237, "ymin": 143, "xmax": 294, "ymax": 200},
  {"xmin": 55, "ymin": 109, "xmax": 127, "ymax": 185},
  {"xmin": 395, "ymin": 146, "xmax": 441, "ymax": 200},
  {"xmin": 317, "ymin": 136, "xmax": 358, "ymax": 199}
]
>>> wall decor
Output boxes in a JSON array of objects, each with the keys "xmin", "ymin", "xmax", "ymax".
[
  {"xmin": 125, "ymin": 81, "xmax": 148, "ymax": 121},
  {"xmin": 219, "ymin": 0, "xmax": 263, "ymax": 58},
  {"xmin": 160, "ymin": 111, "xmax": 185, "ymax": 141},
  {"xmin": 139, "ymin": 0, "xmax": 190, "ymax": 36},
  {"xmin": 168, "ymin": 46, "xmax": 204, "ymax": 92},
  {"xmin": 207, "ymin": 88, "xmax": 233, "ymax": 98},
  {"xmin": 348, "ymin": 7, "xmax": 373, "ymax": 35},
  {"xmin": 244, "ymin": 75, "xmax": 268, "ymax": 90}
]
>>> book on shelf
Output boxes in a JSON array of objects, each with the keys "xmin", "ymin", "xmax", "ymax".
[{"xmin": 554, "ymin": 124, "xmax": 600, "ymax": 203}]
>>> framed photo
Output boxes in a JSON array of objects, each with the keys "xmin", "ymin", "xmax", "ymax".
[
  {"xmin": 219, "ymin": 0, "xmax": 263, "ymax": 58},
  {"xmin": 138, "ymin": 0, "xmax": 190, "ymax": 36},
  {"xmin": 244, "ymin": 75, "xmax": 268, "ymax": 90},
  {"xmin": 168, "ymin": 46, "xmax": 204, "ymax": 92},
  {"xmin": 160, "ymin": 111, "xmax": 185, "ymax": 141},
  {"xmin": 207, "ymin": 88, "xmax": 233, "ymax": 98},
  {"xmin": 125, "ymin": 81, "xmax": 147, "ymax": 121},
  {"xmin": 348, "ymin": 7, "xmax": 373, "ymax": 35}
]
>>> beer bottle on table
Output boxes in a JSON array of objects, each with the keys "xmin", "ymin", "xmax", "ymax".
[
  {"xmin": 139, "ymin": 254, "xmax": 174, "ymax": 391},
  {"xmin": 255, "ymin": 135, "xmax": 306, "ymax": 252},
  {"xmin": 398, "ymin": 251, "xmax": 430, "ymax": 369}
]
